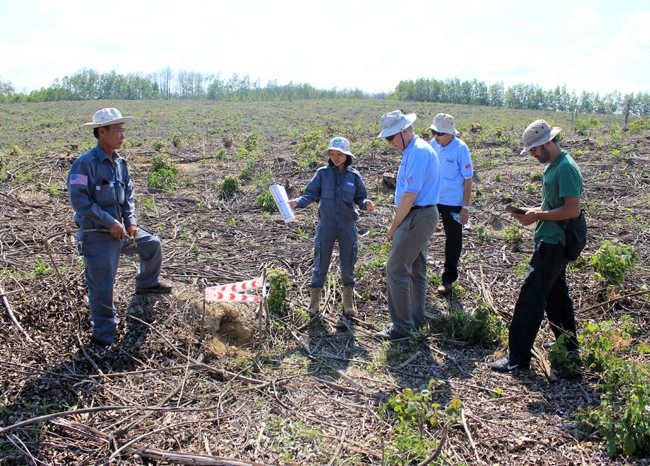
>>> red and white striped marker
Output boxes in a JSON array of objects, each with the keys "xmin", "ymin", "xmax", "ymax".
[
  {"xmin": 204, "ymin": 276, "xmax": 265, "ymax": 302},
  {"xmin": 213, "ymin": 277, "xmax": 263, "ymax": 293}
]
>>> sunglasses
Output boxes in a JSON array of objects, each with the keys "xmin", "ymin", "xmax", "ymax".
[
  {"xmin": 385, "ymin": 134, "xmax": 397, "ymax": 142},
  {"xmin": 431, "ymin": 130, "xmax": 445, "ymax": 137}
]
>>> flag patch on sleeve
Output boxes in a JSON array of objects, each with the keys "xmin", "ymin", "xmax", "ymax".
[{"xmin": 70, "ymin": 174, "xmax": 88, "ymax": 186}]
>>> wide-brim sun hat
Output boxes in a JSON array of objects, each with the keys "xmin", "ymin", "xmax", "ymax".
[
  {"xmin": 520, "ymin": 119, "xmax": 562, "ymax": 155},
  {"xmin": 429, "ymin": 113, "xmax": 459, "ymax": 136},
  {"xmin": 82, "ymin": 108, "xmax": 135, "ymax": 128},
  {"xmin": 377, "ymin": 110, "xmax": 417, "ymax": 138},
  {"xmin": 321, "ymin": 136, "xmax": 355, "ymax": 158}
]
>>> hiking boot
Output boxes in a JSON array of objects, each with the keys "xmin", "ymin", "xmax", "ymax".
[
  {"xmin": 307, "ymin": 287, "xmax": 322, "ymax": 315},
  {"xmin": 342, "ymin": 285, "xmax": 356, "ymax": 317},
  {"xmin": 436, "ymin": 282, "xmax": 452, "ymax": 295},
  {"xmin": 488, "ymin": 355, "xmax": 529, "ymax": 373},
  {"xmin": 135, "ymin": 281, "xmax": 173, "ymax": 295}
]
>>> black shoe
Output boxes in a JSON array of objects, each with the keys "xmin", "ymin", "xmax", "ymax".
[
  {"xmin": 373, "ymin": 328, "xmax": 411, "ymax": 342},
  {"xmin": 136, "ymin": 282, "xmax": 172, "ymax": 295},
  {"xmin": 90, "ymin": 336, "xmax": 112, "ymax": 348},
  {"xmin": 488, "ymin": 355, "xmax": 529, "ymax": 373}
]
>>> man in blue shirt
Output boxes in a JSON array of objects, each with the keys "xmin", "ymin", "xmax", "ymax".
[
  {"xmin": 375, "ymin": 111, "xmax": 441, "ymax": 340},
  {"xmin": 67, "ymin": 108, "xmax": 171, "ymax": 347},
  {"xmin": 430, "ymin": 113, "xmax": 473, "ymax": 295}
]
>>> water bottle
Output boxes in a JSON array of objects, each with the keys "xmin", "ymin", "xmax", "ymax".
[{"xmin": 451, "ymin": 211, "xmax": 471, "ymax": 229}]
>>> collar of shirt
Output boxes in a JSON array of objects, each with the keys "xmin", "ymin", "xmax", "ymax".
[{"xmin": 95, "ymin": 144, "xmax": 120, "ymax": 163}]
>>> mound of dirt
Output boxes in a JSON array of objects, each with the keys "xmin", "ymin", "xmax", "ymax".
[{"xmin": 174, "ymin": 286, "xmax": 256, "ymax": 358}]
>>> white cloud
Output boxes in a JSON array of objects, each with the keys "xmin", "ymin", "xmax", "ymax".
[{"xmin": 1, "ymin": 0, "xmax": 648, "ymax": 95}]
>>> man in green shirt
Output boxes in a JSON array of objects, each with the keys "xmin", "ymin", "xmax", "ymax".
[{"xmin": 489, "ymin": 120, "xmax": 583, "ymax": 373}]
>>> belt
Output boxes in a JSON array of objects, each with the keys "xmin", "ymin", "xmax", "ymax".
[{"xmin": 410, "ymin": 204, "xmax": 435, "ymax": 211}]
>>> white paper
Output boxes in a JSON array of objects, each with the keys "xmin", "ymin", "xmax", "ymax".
[{"xmin": 269, "ymin": 184, "xmax": 295, "ymax": 222}]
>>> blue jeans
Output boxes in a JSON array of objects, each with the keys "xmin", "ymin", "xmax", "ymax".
[
  {"xmin": 509, "ymin": 242, "xmax": 578, "ymax": 366},
  {"xmin": 79, "ymin": 228, "xmax": 163, "ymax": 345},
  {"xmin": 386, "ymin": 206, "xmax": 438, "ymax": 336}
]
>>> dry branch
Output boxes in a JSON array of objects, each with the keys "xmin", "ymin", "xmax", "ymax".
[{"xmin": 53, "ymin": 418, "xmax": 263, "ymax": 466}]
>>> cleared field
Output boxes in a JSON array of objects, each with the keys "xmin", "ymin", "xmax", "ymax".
[{"xmin": 1, "ymin": 100, "xmax": 649, "ymax": 465}]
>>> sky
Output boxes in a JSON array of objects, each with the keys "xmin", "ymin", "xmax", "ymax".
[{"xmin": 1, "ymin": 0, "xmax": 649, "ymax": 96}]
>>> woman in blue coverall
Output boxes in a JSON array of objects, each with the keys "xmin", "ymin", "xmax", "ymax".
[{"xmin": 289, "ymin": 137, "xmax": 374, "ymax": 317}]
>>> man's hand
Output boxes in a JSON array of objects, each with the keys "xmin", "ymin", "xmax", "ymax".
[
  {"xmin": 513, "ymin": 210, "xmax": 538, "ymax": 226},
  {"xmin": 109, "ymin": 220, "xmax": 127, "ymax": 239},
  {"xmin": 365, "ymin": 200, "xmax": 375, "ymax": 213},
  {"xmin": 126, "ymin": 225, "xmax": 138, "ymax": 241},
  {"xmin": 460, "ymin": 208, "xmax": 469, "ymax": 225}
]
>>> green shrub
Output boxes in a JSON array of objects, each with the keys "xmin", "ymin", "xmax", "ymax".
[
  {"xmin": 220, "ymin": 176, "xmax": 240, "ymax": 194},
  {"xmin": 628, "ymin": 119, "xmax": 650, "ymax": 134},
  {"xmin": 255, "ymin": 191, "xmax": 277, "ymax": 213},
  {"xmin": 576, "ymin": 317, "xmax": 650, "ymax": 458},
  {"xmin": 147, "ymin": 153, "xmax": 177, "ymax": 192},
  {"xmin": 213, "ymin": 148, "xmax": 227, "ymax": 160},
  {"xmin": 429, "ymin": 305, "xmax": 505, "ymax": 347},
  {"xmin": 591, "ymin": 240, "xmax": 637, "ymax": 283},
  {"xmin": 476, "ymin": 226, "xmax": 491, "ymax": 243},
  {"xmin": 573, "ymin": 117, "xmax": 602, "ymax": 134},
  {"xmin": 151, "ymin": 153, "xmax": 176, "ymax": 173},
  {"xmin": 505, "ymin": 225, "xmax": 523, "ymax": 244},
  {"xmin": 147, "ymin": 169, "xmax": 176, "ymax": 192},
  {"xmin": 378, "ymin": 379, "xmax": 460, "ymax": 464},
  {"xmin": 267, "ymin": 270, "xmax": 290, "ymax": 315},
  {"xmin": 32, "ymin": 259, "xmax": 53, "ymax": 278},
  {"xmin": 171, "ymin": 133, "xmax": 183, "ymax": 148},
  {"xmin": 152, "ymin": 140, "xmax": 167, "ymax": 152},
  {"xmin": 8, "ymin": 145, "xmax": 22, "ymax": 156},
  {"xmin": 239, "ymin": 160, "xmax": 257, "ymax": 181}
]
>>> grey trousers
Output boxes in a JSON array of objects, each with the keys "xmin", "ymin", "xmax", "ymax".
[{"xmin": 386, "ymin": 206, "xmax": 438, "ymax": 336}]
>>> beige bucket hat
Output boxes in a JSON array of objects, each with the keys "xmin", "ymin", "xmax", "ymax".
[
  {"xmin": 521, "ymin": 119, "xmax": 562, "ymax": 155},
  {"xmin": 429, "ymin": 113, "xmax": 459, "ymax": 136},
  {"xmin": 321, "ymin": 136, "xmax": 355, "ymax": 158},
  {"xmin": 377, "ymin": 110, "xmax": 417, "ymax": 138},
  {"xmin": 82, "ymin": 108, "xmax": 135, "ymax": 128}
]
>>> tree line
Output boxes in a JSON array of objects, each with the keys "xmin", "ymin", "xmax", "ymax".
[
  {"xmin": 1, "ymin": 68, "xmax": 648, "ymax": 117},
  {"xmin": 393, "ymin": 78, "xmax": 650, "ymax": 117},
  {"xmin": 0, "ymin": 68, "xmax": 366, "ymax": 104}
]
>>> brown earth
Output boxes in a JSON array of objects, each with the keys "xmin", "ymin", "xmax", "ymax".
[{"xmin": 1, "ymin": 104, "xmax": 649, "ymax": 465}]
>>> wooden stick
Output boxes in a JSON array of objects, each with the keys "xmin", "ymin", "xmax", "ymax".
[
  {"xmin": 53, "ymin": 418, "xmax": 263, "ymax": 466},
  {"xmin": 461, "ymin": 408, "xmax": 481, "ymax": 464},
  {"xmin": 0, "ymin": 284, "xmax": 33, "ymax": 343}
]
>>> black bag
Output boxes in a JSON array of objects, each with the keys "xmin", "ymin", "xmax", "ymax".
[{"xmin": 563, "ymin": 209, "xmax": 587, "ymax": 260}]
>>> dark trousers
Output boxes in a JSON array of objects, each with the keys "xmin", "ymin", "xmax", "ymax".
[
  {"xmin": 509, "ymin": 242, "xmax": 578, "ymax": 366},
  {"xmin": 310, "ymin": 224, "xmax": 357, "ymax": 289},
  {"xmin": 437, "ymin": 204, "xmax": 463, "ymax": 284}
]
